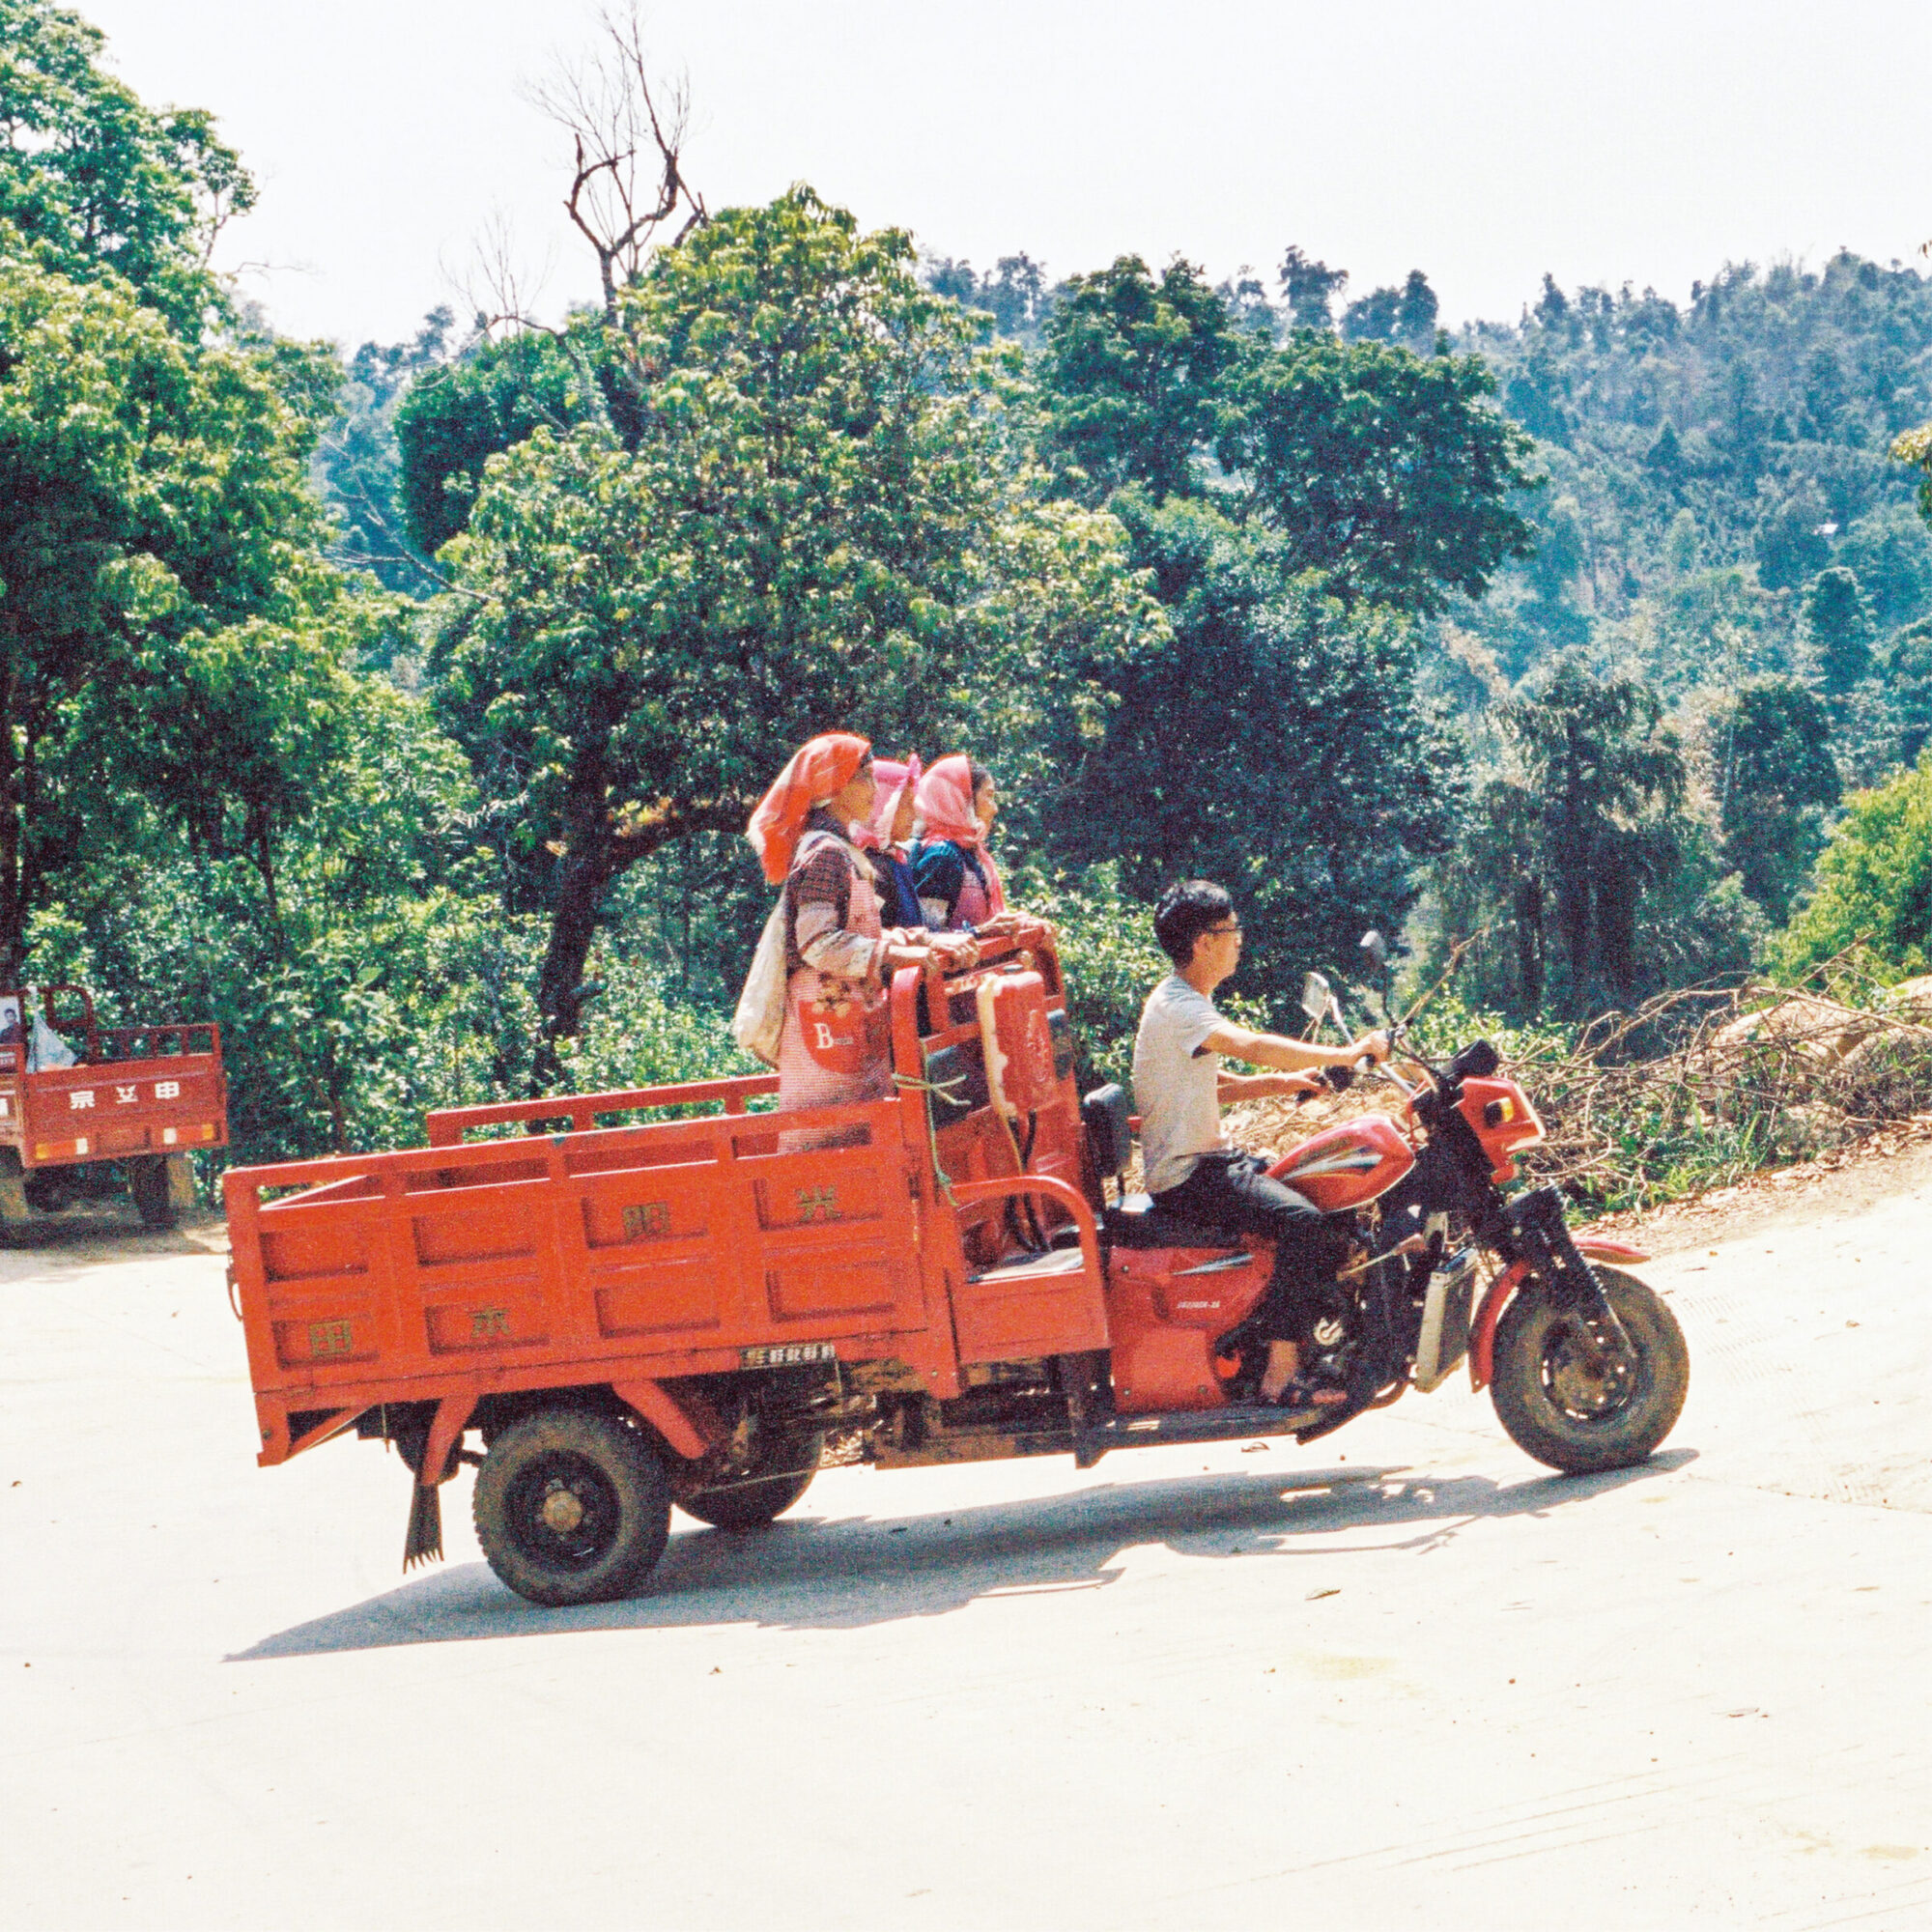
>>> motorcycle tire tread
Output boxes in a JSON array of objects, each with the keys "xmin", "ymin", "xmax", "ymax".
[{"xmin": 1491, "ymin": 1265, "xmax": 1689, "ymax": 1475}]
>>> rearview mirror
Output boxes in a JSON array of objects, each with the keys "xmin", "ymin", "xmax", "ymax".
[
  {"xmin": 1300, "ymin": 971, "xmax": 1331, "ymax": 1022},
  {"xmin": 1359, "ymin": 929, "xmax": 1387, "ymax": 971}
]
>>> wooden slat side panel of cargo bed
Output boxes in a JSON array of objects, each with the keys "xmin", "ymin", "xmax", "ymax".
[{"xmin": 234, "ymin": 1097, "xmax": 934, "ymax": 1398}]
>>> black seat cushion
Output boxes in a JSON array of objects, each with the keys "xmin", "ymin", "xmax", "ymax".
[
  {"xmin": 1103, "ymin": 1193, "xmax": 1246, "ymax": 1250},
  {"xmin": 1081, "ymin": 1083, "xmax": 1132, "ymax": 1177}
]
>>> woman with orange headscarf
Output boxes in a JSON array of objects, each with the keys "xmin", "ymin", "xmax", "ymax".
[{"xmin": 744, "ymin": 734, "xmax": 973, "ymax": 1127}]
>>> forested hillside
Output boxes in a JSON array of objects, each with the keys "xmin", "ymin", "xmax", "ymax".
[
  {"xmin": 929, "ymin": 242, "xmax": 1932, "ymax": 1013},
  {"xmin": 13, "ymin": 0, "xmax": 1932, "ymax": 1188}
]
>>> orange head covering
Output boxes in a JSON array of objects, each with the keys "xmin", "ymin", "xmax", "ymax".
[
  {"xmin": 747, "ymin": 733, "xmax": 870, "ymax": 885},
  {"xmin": 915, "ymin": 753, "xmax": 1005, "ymax": 913}
]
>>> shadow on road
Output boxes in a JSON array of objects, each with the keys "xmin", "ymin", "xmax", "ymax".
[
  {"xmin": 231, "ymin": 1447, "xmax": 1695, "ymax": 1662},
  {"xmin": 0, "ymin": 1203, "xmax": 225, "ymax": 1267}
]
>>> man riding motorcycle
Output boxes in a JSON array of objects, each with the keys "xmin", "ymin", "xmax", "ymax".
[{"xmin": 1132, "ymin": 880, "xmax": 1388, "ymax": 1407}]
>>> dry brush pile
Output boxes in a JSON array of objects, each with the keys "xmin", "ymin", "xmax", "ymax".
[{"xmin": 1224, "ymin": 964, "xmax": 1932, "ymax": 1217}]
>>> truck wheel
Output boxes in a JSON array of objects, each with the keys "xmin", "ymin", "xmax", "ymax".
[
  {"xmin": 23, "ymin": 1171, "xmax": 71, "ymax": 1213},
  {"xmin": 0, "ymin": 1149, "xmax": 30, "ymax": 1238},
  {"xmin": 678, "ymin": 1431, "xmax": 825, "ymax": 1531},
  {"xmin": 1492, "ymin": 1266, "xmax": 1689, "ymax": 1475},
  {"xmin": 128, "ymin": 1156, "xmax": 177, "ymax": 1231},
  {"xmin": 473, "ymin": 1408, "xmax": 670, "ymax": 1607}
]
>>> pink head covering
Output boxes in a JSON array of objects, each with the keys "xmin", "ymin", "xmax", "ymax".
[
  {"xmin": 854, "ymin": 755, "xmax": 922, "ymax": 851},
  {"xmin": 913, "ymin": 753, "xmax": 981, "ymax": 848},
  {"xmin": 914, "ymin": 753, "xmax": 1006, "ymax": 913},
  {"xmin": 746, "ymin": 732, "xmax": 870, "ymax": 885}
]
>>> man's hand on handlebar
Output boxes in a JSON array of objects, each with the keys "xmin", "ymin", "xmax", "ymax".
[
  {"xmin": 1261, "ymin": 1070, "xmax": 1325, "ymax": 1102},
  {"xmin": 1351, "ymin": 1030, "xmax": 1391, "ymax": 1065}
]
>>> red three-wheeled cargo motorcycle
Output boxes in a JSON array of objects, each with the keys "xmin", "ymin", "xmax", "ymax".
[{"xmin": 224, "ymin": 924, "xmax": 1686, "ymax": 1607}]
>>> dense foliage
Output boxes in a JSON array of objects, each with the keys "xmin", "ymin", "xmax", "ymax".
[{"xmin": 18, "ymin": 3, "xmax": 1932, "ymax": 1213}]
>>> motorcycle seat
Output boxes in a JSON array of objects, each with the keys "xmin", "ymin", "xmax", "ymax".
[{"xmin": 1103, "ymin": 1193, "xmax": 1247, "ymax": 1251}]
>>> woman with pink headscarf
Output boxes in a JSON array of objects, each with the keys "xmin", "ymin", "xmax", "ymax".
[
  {"xmin": 911, "ymin": 755, "xmax": 1011, "ymax": 932},
  {"xmin": 852, "ymin": 754, "xmax": 927, "ymax": 932}
]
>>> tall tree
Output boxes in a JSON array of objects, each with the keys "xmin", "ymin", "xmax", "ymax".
[
  {"xmin": 0, "ymin": 0, "xmax": 251, "ymax": 329},
  {"xmin": 1455, "ymin": 657, "xmax": 1690, "ymax": 1013},
  {"xmin": 1278, "ymin": 246, "xmax": 1347, "ymax": 332},
  {"xmin": 394, "ymin": 325, "xmax": 592, "ymax": 555},
  {"xmin": 1216, "ymin": 331, "xmax": 1538, "ymax": 612},
  {"xmin": 1039, "ymin": 254, "xmax": 1246, "ymax": 502},
  {"xmin": 1037, "ymin": 490, "xmax": 1463, "ymax": 1001},
  {"xmin": 313, "ymin": 306, "xmax": 456, "ymax": 594},
  {"xmin": 1718, "ymin": 677, "xmax": 1839, "ymax": 923},
  {"xmin": 432, "ymin": 187, "xmax": 1158, "ymax": 1065},
  {"xmin": 1341, "ymin": 270, "xmax": 1439, "ymax": 352},
  {"xmin": 1804, "ymin": 565, "xmax": 1876, "ymax": 692},
  {"xmin": 0, "ymin": 245, "xmax": 366, "ymax": 979}
]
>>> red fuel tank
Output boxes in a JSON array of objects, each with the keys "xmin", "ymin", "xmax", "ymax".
[{"xmin": 1264, "ymin": 1115, "xmax": 1414, "ymax": 1211}]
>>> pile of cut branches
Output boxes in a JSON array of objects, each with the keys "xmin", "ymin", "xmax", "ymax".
[{"xmin": 1224, "ymin": 965, "xmax": 1932, "ymax": 1217}]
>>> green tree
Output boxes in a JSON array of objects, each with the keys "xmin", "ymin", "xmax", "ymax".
[
  {"xmin": 36, "ymin": 677, "xmax": 504, "ymax": 1160},
  {"xmin": 0, "ymin": 242, "xmax": 363, "ymax": 978},
  {"xmin": 1216, "ymin": 331, "xmax": 1538, "ymax": 613},
  {"xmin": 1278, "ymin": 246, "xmax": 1347, "ymax": 333},
  {"xmin": 1341, "ymin": 270, "xmax": 1438, "ymax": 352},
  {"xmin": 432, "ymin": 186, "xmax": 1158, "ymax": 1064},
  {"xmin": 1882, "ymin": 615, "xmax": 1932, "ymax": 766},
  {"xmin": 313, "ymin": 306, "xmax": 455, "ymax": 594},
  {"xmin": 394, "ymin": 325, "xmax": 597, "ymax": 555},
  {"xmin": 0, "ymin": 0, "xmax": 252, "ymax": 329},
  {"xmin": 1035, "ymin": 491, "xmax": 1463, "ymax": 1006},
  {"xmin": 1718, "ymin": 676, "xmax": 1839, "ymax": 922},
  {"xmin": 1447, "ymin": 656, "xmax": 1690, "ymax": 1013},
  {"xmin": 923, "ymin": 251, "xmax": 1052, "ymax": 344},
  {"xmin": 1773, "ymin": 753, "xmax": 1932, "ymax": 980},
  {"xmin": 1804, "ymin": 564, "xmax": 1876, "ymax": 692},
  {"xmin": 1038, "ymin": 254, "xmax": 1246, "ymax": 502}
]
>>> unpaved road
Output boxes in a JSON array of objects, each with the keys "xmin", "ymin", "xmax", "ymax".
[{"xmin": 2, "ymin": 1167, "xmax": 1929, "ymax": 1931}]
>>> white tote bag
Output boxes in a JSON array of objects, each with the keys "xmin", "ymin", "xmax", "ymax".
[
  {"xmin": 731, "ymin": 831, "xmax": 855, "ymax": 1068},
  {"xmin": 731, "ymin": 895, "xmax": 790, "ymax": 1068}
]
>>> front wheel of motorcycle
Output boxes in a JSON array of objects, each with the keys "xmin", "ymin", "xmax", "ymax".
[{"xmin": 1491, "ymin": 1265, "xmax": 1689, "ymax": 1474}]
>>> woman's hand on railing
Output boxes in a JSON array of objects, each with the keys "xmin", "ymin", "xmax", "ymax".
[{"xmin": 930, "ymin": 932, "xmax": 980, "ymax": 971}]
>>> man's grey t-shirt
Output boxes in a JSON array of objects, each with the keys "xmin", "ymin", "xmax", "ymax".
[{"xmin": 1132, "ymin": 974, "xmax": 1228, "ymax": 1195}]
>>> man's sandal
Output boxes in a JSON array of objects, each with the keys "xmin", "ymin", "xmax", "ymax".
[{"xmin": 1267, "ymin": 1378, "xmax": 1348, "ymax": 1409}]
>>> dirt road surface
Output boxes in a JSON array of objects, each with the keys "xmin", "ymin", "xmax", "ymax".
[{"xmin": 3, "ymin": 1161, "xmax": 1929, "ymax": 1930}]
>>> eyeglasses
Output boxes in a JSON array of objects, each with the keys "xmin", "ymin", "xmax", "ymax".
[{"xmin": 1204, "ymin": 923, "xmax": 1243, "ymax": 938}]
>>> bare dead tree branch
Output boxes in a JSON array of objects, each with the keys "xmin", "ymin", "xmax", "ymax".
[
  {"xmin": 526, "ymin": 4, "xmax": 708, "ymax": 326},
  {"xmin": 448, "ymin": 212, "xmax": 563, "ymax": 342}
]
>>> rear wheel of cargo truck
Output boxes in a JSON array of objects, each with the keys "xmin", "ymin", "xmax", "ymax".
[
  {"xmin": 127, "ymin": 1154, "xmax": 190, "ymax": 1231},
  {"xmin": 473, "ymin": 1408, "xmax": 671, "ymax": 1607}
]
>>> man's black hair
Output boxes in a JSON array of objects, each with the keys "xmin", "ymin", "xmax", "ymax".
[{"xmin": 1153, "ymin": 879, "xmax": 1236, "ymax": 966}]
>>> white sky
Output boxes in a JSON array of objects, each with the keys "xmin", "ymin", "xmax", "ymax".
[{"xmin": 79, "ymin": 0, "xmax": 1932, "ymax": 352}]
